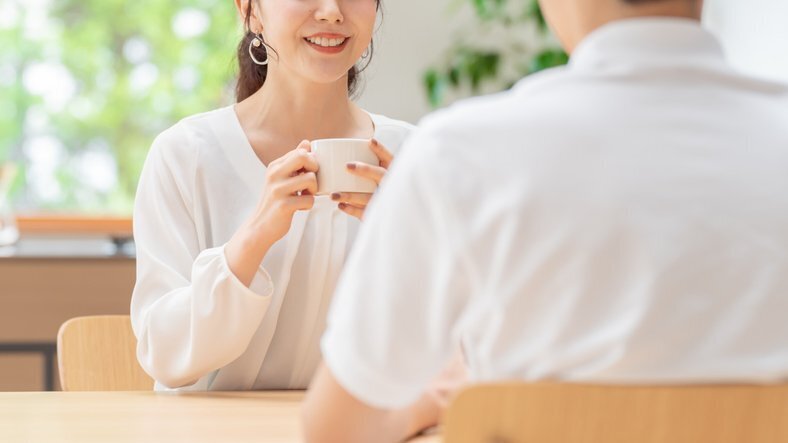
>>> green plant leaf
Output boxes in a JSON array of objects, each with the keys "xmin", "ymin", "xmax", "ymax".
[
  {"xmin": 6, "ymin": 0, "xmax": 240, "ymax": 213},
  {"xmin": 526, "ymin": 0, "xmax": 549, "ymax": 32},
  {"xmin": 529, "ymin": 49, "xmax": 569, "ymax": 73},
  {"xmin": 424, "ymin": 69, "xmax": 445, "ymax": 108},
  {"xmin": 425, "ymin": 0, "xmax": 567, "ymax": 107}
]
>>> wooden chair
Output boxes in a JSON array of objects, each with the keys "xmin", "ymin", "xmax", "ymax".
[
  {"xmin": 57, "ymin": 315, "xmax": 154, "ymax": 391},
  {"xmin": 443, "ymin": 382, "xmax": 788, "ymax": 443}
]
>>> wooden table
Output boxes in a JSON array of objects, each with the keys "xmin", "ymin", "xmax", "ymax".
[{"xmin": 0, "ymin": 391, "xmax": 441, "ymax": 442}]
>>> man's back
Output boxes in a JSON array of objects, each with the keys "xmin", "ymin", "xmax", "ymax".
[
  {"xmin": 419, "ymin": 18, "xmax": 788, "ymax": 383},
  {"xmin": 305, "ymin": 7, "xmax": 788, "ymax": 443}
]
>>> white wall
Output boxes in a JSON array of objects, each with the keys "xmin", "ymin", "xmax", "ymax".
[
  {"xmin": 356, "ymin": 0, "xmax": 453, "ymax": 124},
  {"xmin": 703, "ymin": 0, "xmax": 788, "ymax": 83},
  {"xmin": 359, "ymin": 0, "xmax": 788, "ymax": 124}
]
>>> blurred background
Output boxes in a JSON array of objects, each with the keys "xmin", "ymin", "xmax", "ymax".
[
  {"xmin": 0, "ymin": 0, "xmax": 786, "ymax": 391},
  {"xmin": 1, "ymin": 0, "xmax": 786, "ymax": 216}
]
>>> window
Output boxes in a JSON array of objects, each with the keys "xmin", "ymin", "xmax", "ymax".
[{"xmin": 1, "ymin": 0, "xmax": 239, "ymax": 216}]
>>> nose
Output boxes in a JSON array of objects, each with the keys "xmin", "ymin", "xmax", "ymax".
[{"xmin": 314, "ymin": 0, "xmax": 344, "ymax": 24}]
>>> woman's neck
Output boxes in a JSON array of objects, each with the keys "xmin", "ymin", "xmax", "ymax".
[{"xmin": 240, "ymin": 69, "xmax": 367, "ymax": 142}]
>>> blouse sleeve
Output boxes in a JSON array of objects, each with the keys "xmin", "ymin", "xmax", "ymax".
[{"xmin": 130, "ymin": 125, "xmax": 274, "ymax": 389}]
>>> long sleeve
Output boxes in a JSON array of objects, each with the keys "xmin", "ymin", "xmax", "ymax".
[{"xmin": 130, "ymin": 125, "xmax": 274, "ymax": 389}]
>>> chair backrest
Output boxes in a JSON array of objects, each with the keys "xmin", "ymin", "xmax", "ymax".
[
  {"xmin": 57, "ymin": 315, "xmax": 154, "ymax": 391},
  {"xmin": 443, "ymin": 382, "xmax": 788, "ymax": 443}
]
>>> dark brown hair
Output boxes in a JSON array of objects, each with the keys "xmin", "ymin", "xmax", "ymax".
[{"xmin": 236, "ymin": 0, "xmax": 381, "ymax": 102}]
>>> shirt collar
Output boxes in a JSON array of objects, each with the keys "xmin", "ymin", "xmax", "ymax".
[{"xmin": 569, "ymin": 17, "xmax": 727, "ymax": 71}]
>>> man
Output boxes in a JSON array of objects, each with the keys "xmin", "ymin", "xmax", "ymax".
[{"xmin": 303, "ymin": 0, "xmax": 788, "ymax": 441}]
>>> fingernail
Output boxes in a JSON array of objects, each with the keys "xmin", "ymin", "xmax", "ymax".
[
  {"xmin": 338, "ymin": 203, "xmax": 347, "ymax": 210},
  {"xmin": 371, "ymin": 138, "xmax": 379, "ymax": 146},
  {"xmin": 331, "ymin": 193, "xmax": 341, "ymax": 201},
  {"xmin": 346, "ymin": 162, "xmax": 357, "ymax": 170}
]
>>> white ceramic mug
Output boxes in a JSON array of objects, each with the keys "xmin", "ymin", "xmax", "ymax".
[{"xmin": 312, "ymin": 138, "xmax": 378, "ymax": 195}]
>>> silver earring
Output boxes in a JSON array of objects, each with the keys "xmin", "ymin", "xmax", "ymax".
[
  {"xmin": 248, "ymin": 33, "xmax": 269, "ymax": 66},
  {"xmin": 361, "ymin": 46, "xmax": 370, "ymax": 59}
]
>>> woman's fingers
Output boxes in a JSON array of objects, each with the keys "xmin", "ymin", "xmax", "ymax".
[
  {"xmin": 285, "ymin": 194, "xmax": 316, "ymax": 212},
  {"xmin": 337, "ymin": 203, "xmax": 365, "ymax": 220},
  {"xmin": 274, "ymin": 171, "xmax": 318, "ymax": 197},
  {"xmin": 332, "ymin": 193, "xmax": 371, "ymax": 221},
  {"xmin": 330, "ymin": 192, "xmax": 372, "ymax": 207},
  {"xmin": 346, "ymin": 162, "xmax": 386, "ymax": 185},
  {"xmin": 293, "ymin": 171, "xmax": 318, "ymax": 196},
  {"xmin": 287, "ymin": 144, "xmax": 319, "ymax": 172},
  {"xmin": 269, "ymin": 141, "xmax": 318, "ymax": 181},
  {"xmin": 369, "ymin": 138, "xmax": 394, "ymax": 169},
  {"xmin": 298, "ymin": 139, "xmax": 312, "ymax": 153}
]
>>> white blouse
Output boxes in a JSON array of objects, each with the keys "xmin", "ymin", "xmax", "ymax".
[{"xmin": 131, "ymin": 106, "xmax": 414, "ymax": 391}]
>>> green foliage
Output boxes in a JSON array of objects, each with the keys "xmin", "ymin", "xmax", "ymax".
[
  {"xmin": 424, "ymin": 0, "xmax": 567, "ymax": 107},
  {"xmin": 471, "ymin": 0, "xmax": 507, "ymax": 19},
  {"xmin": 1, "ymin": 0, "xmax": 240, "ymax": 214}
]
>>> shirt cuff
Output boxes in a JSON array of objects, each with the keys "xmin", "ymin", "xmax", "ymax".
[{"xmin": 321, "ymin": 330, "xmax": 423, "ymax": 410}]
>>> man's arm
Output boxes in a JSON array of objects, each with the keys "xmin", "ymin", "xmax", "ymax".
[{"xmin": 302, "ymin": 364, "xmax": 440, "ymax": 443}]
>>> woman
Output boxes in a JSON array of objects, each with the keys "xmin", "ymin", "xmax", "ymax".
[{"xmin": 131, "ymin": 0, "xmax": 414, "ymax": 391}]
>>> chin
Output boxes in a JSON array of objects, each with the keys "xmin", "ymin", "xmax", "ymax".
[{"xmin": 304, "ymin": 66, "xmax": 355, "ymax": 86}]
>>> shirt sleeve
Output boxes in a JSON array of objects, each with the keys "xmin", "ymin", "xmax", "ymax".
[
  {"xmin": 320, "ymin": 128, "xmax": 475, "ymax": 410},
  {"xmin": 130, "ymin": 125, "xmax": 274, "ymax": 389}
]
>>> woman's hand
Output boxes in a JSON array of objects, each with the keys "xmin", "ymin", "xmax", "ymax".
[
  {"xmin": 251, "ymin": 140, "xmax": 319, "ymax": 241},
  {"xmin": 330, "ymin": 138, "xmax": 393, "ymax": 220},
  {"xmin": 226, "ymin": 140, "xmax": 318, "ymax": 286}
]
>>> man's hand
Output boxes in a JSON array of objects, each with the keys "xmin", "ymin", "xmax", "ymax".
[{"xmin": 302, "ymin": 364, "xmax": 440, "ymax": 443}]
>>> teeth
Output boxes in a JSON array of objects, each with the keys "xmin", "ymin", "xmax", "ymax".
[{"xmin": 306, "ymin": 36, "xmax": 346, "ymax": 47}]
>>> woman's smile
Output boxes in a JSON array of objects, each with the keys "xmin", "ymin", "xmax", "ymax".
[{"xmin": 304, "ymin": 33, "xmax": 351, "ymax": 54}]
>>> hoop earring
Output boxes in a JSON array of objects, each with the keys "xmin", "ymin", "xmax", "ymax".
[{"xmin": 248, "ymin": 33, "xmax": 269, "ymax": 66}]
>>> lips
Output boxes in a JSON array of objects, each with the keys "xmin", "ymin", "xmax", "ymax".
[
  {"xmin": 305, "ymin": 36, "xmax": 347, "ymax": 47},
  {"xmin": 303, "ymin": 34, "xmax": 350, "ymax": 54}
]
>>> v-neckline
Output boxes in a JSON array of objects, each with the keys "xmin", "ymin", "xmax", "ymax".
[{"xmin": 221, "ymin": 105, "xmax": 379, "ymax": 193}]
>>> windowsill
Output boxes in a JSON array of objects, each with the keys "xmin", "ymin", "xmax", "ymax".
[
  {"xmin": 0, "ymin": 216, "xmax": 135, "ymax": 260},
  {"xmin": 15, "ymin": 215, "xmax": 133, "ymax": 238},
  {"xmin": 0, "ymin": 235, "xmax": 135, "ymax": 260}
]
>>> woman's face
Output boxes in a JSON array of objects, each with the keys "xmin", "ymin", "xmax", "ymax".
[{"xmin": 251, "ymin": 0, "xmax": 377, "ymax": 85}]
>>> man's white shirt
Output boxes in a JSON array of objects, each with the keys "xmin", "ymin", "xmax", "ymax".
[{"xmin": 321, "ymin": 18, "xmax": 788, "ymax": 409}]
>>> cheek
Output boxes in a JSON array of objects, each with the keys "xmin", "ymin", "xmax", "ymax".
[
  {"xmin": 352, "ymin": 3, "xmax": 378, "ymax": 40},
  {"xmin": 259, "ymin": 2, "xmax": 310, "ymax": 42}
]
